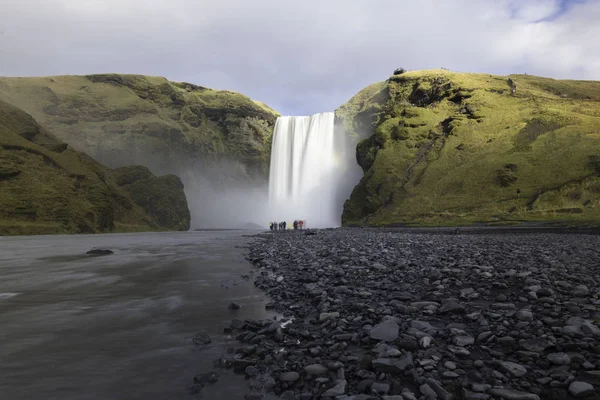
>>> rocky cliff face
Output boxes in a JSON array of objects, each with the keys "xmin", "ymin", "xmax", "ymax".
[
  {"xmin": 0, "ymin": 99, "xmax": 190, "ymax": 235},
  {"xmin": 336, "ymin": 69, "xmax": 600, "ymax": 226},
  {"xmin": 0, "ymin": 74, "xmax": 279, "ymax": 228}
]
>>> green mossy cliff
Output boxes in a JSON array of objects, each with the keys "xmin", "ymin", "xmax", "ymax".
[
  {"xmin": 0, "ymin": 74, "xmax": 279, "ymax": 177},
  {"xmin": 0, "ymin": 100, "xmax": 190, "ymax": 235},
  {"xmin": 337, "ymin": 69, "xmax": 600, "ymax": 226}
]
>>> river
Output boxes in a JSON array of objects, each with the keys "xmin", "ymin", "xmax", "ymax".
[{"xmin": 0, "ymin": 230, "xmax": 277, "ymax": 400}]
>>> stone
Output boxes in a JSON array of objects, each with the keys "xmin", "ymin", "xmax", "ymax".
[
  {"xmin": 500, "ymin": 361, "xmax": 528, "ymax": 377},
  {"xmin": 372, "ymin": 262, "xmax": 387, "ymax": 271},
  {"xmin": 516, "ymin": 310, "xmax": 533, "ymax": 321},
  {"xmin": 568, "ymin": 381, "xmax": 595, "ymax": 398},
  {"xmin": 371, "ymin": 382, "xmax": 391, "ymax": 395},
  {"xmin": 581, "ymin": 370, "xmax": 600, "ymax": 385},
  {"xmin": 487, "ymin": 388, "xmax": 540, "ymax": 400},
  {"xmin": 520, "ymin": 337, "xmax": 553, "ymax": 352},
  {"xmin": 447, "ymin": 345, "xmax": 470, "ymax": 356},
  {"xmin": 192, "ymin": 331, "xmax": 211, "ymax": 346},
  {"xmin": 573, "ymin": 285, "xmax": 590, "ymax": 296},
  {"xmin": 279, "ymin": 391, "xmax": 295, "ymax": 400},
  {"xmin": 322, "ymin": 380, "xmax": 346, "ymax": 397},
  {"xmin": 463, "ymin": 390, "xmax": 490, "ymax": 400},
  {"xmin": 582, "ymin": 321, "xmax": 600, "ymax": 336},
  {"xmin": 193, "ymin": 370, "xmax": 220, "ymax": 384},
  {"xmin": 442, "ymin": 371, "xmax": 459, "ymax": 379},
  {"xmin": 452, "ymin": 335, "xmax": 475, "ymax": 346},
  {"xmin": 234, "ymin": 358, "xmax": 255, "ymax": 372},
  {"xmin": 280, "ymin": 371, "xmax": 300, "ymax": 382},
  {"xmin": 444, "ymin": 361, "xmax": 457, "ymax": 370},
  {"xmin": 228, "ymin": 302, "xmax": 240, "ymax": 310},
  {"xmin": 426, "ymin": 378, "xmax": 453, "ymax": 400},
  {"xmin": 372, "ymin": 353, "xmax": 414, "ymax": 374},
  {"xmin": 439, "ymin": 300, "xmax": 466, "ymax": 315},
  {"xmin": 460, "ymin": 288, "xmax": 477, "ymax": 299},
  {"xmin": 320, "ymin": 312, "xmax": 340, "ymax": 321},
  {"xmin": 547, "ymin": 352, "xmax": 571, "ymax": 365},
  {"xmin": 420, "ymin": 336, "xmax": 432, "ymax": 348},
  {"xmin": 86, "ymin": 249, "xmax": 113, "ymax": 255},
  {"xmin": 245, "ymin": 365, "xmax": 259, "ymax": 377},
  {"xmin": 370, "ymin": 320, "xmax": 400, "ymax": 342},
  {"xmin": 304, "ymin": 364, "xmax": 328, "ymax": 376},
  {"xmin": 419, "ymin": 383, "xmax": 438, "ymax": 399}
]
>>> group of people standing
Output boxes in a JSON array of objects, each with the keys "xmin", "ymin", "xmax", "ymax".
[{"xmin": 269, "ymin": 220, "xmax": 306, "ymax": 231}]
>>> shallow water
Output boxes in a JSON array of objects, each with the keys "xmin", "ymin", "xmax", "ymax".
[{"xmin": 0, "ymin": 230, "xmax": 276, "ymax": 400}]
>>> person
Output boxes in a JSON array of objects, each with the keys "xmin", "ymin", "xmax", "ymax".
[
  {"xmin": 269, "ymin": 222, "xmax": 273, "ymax": 231},
  {"xmin": 299, "ymin": 220, "xmax": 304, "ymax": 229},
  {"xmin": 293, "ymin": 220, "xmax": 297, "ymax": 230},
  {"xmin": 274, "ymin": 221, "xmax": 278, "ymax": 231},
  {"xmin": 283, "ymin": 221, "xmax": 287, "ymax": 230}
]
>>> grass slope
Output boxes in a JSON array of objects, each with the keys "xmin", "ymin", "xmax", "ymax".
[
  {"xmin": 0, "ymin": 74, "xmax": 279, "ymax": 176},
  {"xmin": 0, "ymin": 100, "xmax": 190, "ymax": 236},
  {"xmin": 337, "ymin": 69, "xmax": 600, "ymax": 227}
]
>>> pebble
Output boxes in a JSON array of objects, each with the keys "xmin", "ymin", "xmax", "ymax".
[
  {"xmin": 304, "ymin": 364, "xmax": 328, "ymax": 376},
  {"xmin": 322, "ymin": 380, "xmax": 346, "ymax": 397},
  {"xmin": 206, "ymin": 230, "xmax": 600, "ymax": 400},
  {"xmin": 547, "ymin": 352, "xmax": 571, "ymax": 365},
  {"xmin": 370, "ymin": 319, "xmax": 400, "ymax": 342},
  {"xmin": 280, "ymin": 371, "xmax": 300, "ymax": 382},
  {"xmin": 568, "ymin": 381, "xmax": 595, "ymax": 397}
]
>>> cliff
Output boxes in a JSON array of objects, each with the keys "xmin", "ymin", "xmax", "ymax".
[
  {"xmin": 337, "ymin": 69, "xmax": 600, "ymax": 226},
  {"xmin": 0, "ymin": 99, "xmax": 190, "ymax": 235},
  {"xmin": 0, "ymin": 74, "xmax": 279, "ymax": 228}
]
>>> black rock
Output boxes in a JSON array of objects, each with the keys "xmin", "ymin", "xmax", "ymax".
[
  {"xmin": 193, "ymin": 371, "xmax": 219, "ymax": 384},
  {"xmin": 86, "ymin": 249, "xmax": 113, "ymax": 256},
  {"xmin": 192, "ymin": 331, "xmax": 211, "ymax": 346}
]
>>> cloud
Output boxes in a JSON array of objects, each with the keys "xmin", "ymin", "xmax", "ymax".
[{"xmin": 0, "ymin": 0, "xmax": 599, "ymax": 115}]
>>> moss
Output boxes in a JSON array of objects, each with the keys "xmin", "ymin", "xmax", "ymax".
[
  {"xmin": 0, "ymin": 74, "xmax": 279, "ymax": 179},
  {"xmin": 112, "ymin": 165, "xmax": 153, "ymax": 186},
  {"xmin": 337, "ymin": 69, "xmax": 600, "ymax": 227},
  {"xmin": 0, "ymin": 99, "xmax": 191, "ymax": 235},
  {"xmin": 120, "ymin": 174, "xmax": 190, "ymax": 231}
]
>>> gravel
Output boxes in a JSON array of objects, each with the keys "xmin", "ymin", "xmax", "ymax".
[{"xmin": 196, "ymin": 229, "xmax": 600, "ymax": 399}]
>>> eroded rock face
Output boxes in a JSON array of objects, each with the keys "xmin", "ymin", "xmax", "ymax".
[
  {"xmin": 335, "ymin": 70, "xmax": 600, "ymax": 227},
  {"xmin": 196, "ymin": 229, "xmax": 600, "ymax": 399},
  {"xmin": 0, "ymin": 100, "xmax": 191, "ymax": 235}
]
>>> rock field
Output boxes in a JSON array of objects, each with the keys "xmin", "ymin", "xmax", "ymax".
[{"xmin": 197, "ymin": 229, "xmax": 600, "ymax": 400}]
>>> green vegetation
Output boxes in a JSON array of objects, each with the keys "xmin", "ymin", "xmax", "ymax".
[
  {"xmin": 337, "ymin": 69, "xmax": 600, "ymax": 227},
  {"xmin": 0, "ymin": 100, "xmax": 190, "ymax": 236},
  {"xmin": 0, "ymin": 74, "xmax": 279, "ymax": 176}
]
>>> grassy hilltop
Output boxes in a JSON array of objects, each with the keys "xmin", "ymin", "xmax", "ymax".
[
  {"xmin": 337, "ymin": 69, "xmax": 600, "ymax": 227},
  {"xmin": 0, "ymin": 74, "xmax": 279, "ymax": 177},
  {"xmin": 0, "ymin": 99, "xmax": 190, "ymax": 236}
]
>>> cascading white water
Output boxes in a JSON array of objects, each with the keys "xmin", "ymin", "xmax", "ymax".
[{"xmin": 268, "ymin": 112, "xmax": 356, "ymax": 228}]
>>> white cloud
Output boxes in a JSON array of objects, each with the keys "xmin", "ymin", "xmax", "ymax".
[
  {"xmin": 511, "ymin": 0, "xmax": 561, "ymax": 21},
  {"xmin": 0, "ymin": 0, "xmax": 599, "ymax": 115}
]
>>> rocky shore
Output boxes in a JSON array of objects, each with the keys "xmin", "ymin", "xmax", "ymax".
[{"xmin": 200, "ymin": 229, "xmax": 600, "ymax": 400}]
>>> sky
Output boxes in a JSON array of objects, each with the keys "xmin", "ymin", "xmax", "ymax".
[{"xmin": 1, "ymin": 0, "xmax": 599, "ymax": 116}]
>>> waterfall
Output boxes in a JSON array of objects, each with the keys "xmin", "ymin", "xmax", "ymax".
[{"xmin": 268, "ymin": 112, "xmax": 356, "ymax": 228}]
